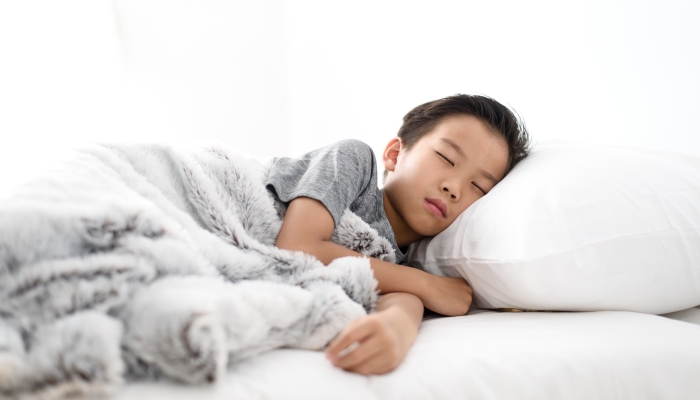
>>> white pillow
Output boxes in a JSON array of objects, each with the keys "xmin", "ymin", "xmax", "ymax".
[{"xmin": 408, "ymin": 141, "xmax": 700, "ymax": 314}]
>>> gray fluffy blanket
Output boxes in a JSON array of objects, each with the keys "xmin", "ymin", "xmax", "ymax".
[{"xmin": 0, "ymin": 144, "xmax": 394, "ymax": 399}]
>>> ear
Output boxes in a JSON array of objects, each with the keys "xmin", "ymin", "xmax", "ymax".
[{"xmin": 382, "ymin": 137, "xmax": 402, "ymax": 173}]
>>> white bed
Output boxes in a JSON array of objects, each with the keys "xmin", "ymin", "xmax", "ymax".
[
  {"xmin": 95, "ymin": 142, "xmax": 700, "ymax": 399},
  {"xmin": 5, "ymin": 141, "xmax": 698, "ymax": 400},
  {"xmin": 106, "ymin": 306, "xmax": 700, "ymax": 400}
]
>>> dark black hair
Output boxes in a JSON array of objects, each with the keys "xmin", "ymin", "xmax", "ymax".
[{"xmin": 385, "ymin": 94, "xmax": 531, "ymax": 179}]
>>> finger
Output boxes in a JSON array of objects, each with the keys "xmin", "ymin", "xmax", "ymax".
[
  {"xmin": 352, "ymin": 353, "xmax": 396, "ymax": 376},
  {"xmin": 334, "ymin": 335, "xmax": 385, "ymax": 370},
  {"xmin": 325, "ymin": 317, "xmax": 376, "ymax": 359},
  {"xmin": 337, "ymin": 341, "xmax": 360, "ymax": 359},
  {"xmin": 326, "ymin": 321, "xmax": 371, "ymax": 359}
]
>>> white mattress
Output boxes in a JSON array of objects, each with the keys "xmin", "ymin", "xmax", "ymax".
[{"xmin": 107, "ymin": 307, "xmax": 700, "ymax": 400}]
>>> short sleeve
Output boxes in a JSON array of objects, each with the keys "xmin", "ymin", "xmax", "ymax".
[{"xmin": 265, "ymin": 139, "xmax": 376, "ymax": 227}]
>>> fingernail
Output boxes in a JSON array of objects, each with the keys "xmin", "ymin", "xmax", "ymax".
[{"xmin": 337, "ymin": 342, "xmax": 360, "ymax": 358}]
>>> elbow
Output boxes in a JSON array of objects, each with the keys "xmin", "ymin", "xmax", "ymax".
[
  {"xmin": 275, "ymin": 236, "xmax": 318, "ymax": 258},
  {"xmin": 275, "ymin": 236, "xmax": 304, "ymax": 252}
]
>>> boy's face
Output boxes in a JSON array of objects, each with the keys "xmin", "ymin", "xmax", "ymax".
[{"xmin": 382, "ymin": 115, "xmax": 509, "ymax": 246}]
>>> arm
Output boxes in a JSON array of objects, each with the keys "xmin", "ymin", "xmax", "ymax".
[
  {"xmin": 325, "ymin": 292, "xmax": 423, "ymax": 374},
  {"xmin": 276, "ymin": 197, "xmax": 472, "ymax": 316}
]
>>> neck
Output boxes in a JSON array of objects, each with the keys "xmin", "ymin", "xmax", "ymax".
[{"xmin": 382, "ymin": 190, "xmax": 424, "ymax": 248}]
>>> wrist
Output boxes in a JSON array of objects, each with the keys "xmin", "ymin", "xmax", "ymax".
[
  {"xmin": 409, "ymin": 268, "xmax": 432, "ymax": 303},
  {"xmin": 370, "ymin": 257, "xmax": 430, "ymax": 296},
  {"xmin": 376, "ymin": 293, "xmax": 423, "ymax": 334},
  {"xmin": 375, "ymin": 306, "xmax": 418, "ymax": 351}
]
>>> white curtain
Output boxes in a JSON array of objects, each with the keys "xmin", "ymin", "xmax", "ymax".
[{"xmin": 2, "ymin": 0, "xmax": 699, "ymax": 196}]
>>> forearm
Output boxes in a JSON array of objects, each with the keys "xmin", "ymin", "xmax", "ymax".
[
  {"xmin": 276, "ymin": 197, "xmax": 472, "ymax": 317},
  {"xmin": 376, "ymin": 292, "xmax": 424, "ymax": 332},
  {"xmin": 280, "ymin": 237, "xmax": 429, "ymax": 297}
]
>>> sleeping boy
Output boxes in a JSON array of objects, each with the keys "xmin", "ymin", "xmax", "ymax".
[{"xmin": 266, "ymin": 94, "xmax": 531, "ymax": 375}]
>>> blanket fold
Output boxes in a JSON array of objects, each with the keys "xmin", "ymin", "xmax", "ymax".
[{"xmin": 0, "ymin": 144, "xmax": 392, "ymax": 399}]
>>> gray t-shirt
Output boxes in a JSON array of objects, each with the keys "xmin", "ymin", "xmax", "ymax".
[{"xmin": 265, "ymin": 139, "xmax": 407, "ymax": 264}]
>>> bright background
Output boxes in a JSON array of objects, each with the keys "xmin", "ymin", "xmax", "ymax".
[{"xmin": 1, "ymin": 0, "xmax": 699, "ymax": 194}]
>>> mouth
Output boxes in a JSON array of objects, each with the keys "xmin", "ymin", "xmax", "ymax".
[{"xmin": 425, "ymin": 198, "xmax": 447, "ymax": 218}]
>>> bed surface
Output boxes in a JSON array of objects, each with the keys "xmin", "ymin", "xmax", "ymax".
[{"xmin": 105, "ymin": 307, "xmax": 700, "ymax": 400}]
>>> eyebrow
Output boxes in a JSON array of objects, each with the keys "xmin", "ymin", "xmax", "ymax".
[
  {"xmin": 440, "ymin": 138, "xmax": 466, "ymax": 157},
  {"xmin": 480, "ymin": 170, "xmax": 498, "ymax": 186},
  {"xmin": 440, "ymin": 138, "xmax": 499, "ymax": 185}
]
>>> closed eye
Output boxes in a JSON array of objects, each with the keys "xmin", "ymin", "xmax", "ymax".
[
  {"xmin": 472, "ymin": 182, "xmax": 486, "ymax": 195},
  {"xmin": 436, "ymin": 151, "xmax": 454, "ymax": 166}
]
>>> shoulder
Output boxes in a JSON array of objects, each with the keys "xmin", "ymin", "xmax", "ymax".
[
  {"xmin": 282, "ymin": 139, "xmax": 376, "ymax": 182},
  {"xmin": 331, "ymin": 139, "xmax": 376, "ymax": 163},
  {"xmin": 334, "ymin": 139, "xmax": 372, "ymax": 152}
]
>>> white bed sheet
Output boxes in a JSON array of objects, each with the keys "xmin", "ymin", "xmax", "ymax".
[{"xmin": 107, "ymin": 307, "xmax": 700, "ymax": 400}]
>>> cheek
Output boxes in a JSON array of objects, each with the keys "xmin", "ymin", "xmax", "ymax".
[
  {"xmin": 396, "ymin": 157, "xmax": 419, "ymax": 176},
  {"xmin": 450, "ymin": 198, "xmax": 476, "ymax": 220},
  {"xmin": 402, "ymin": 159, "xmax": 436, "ymax": 185},
  {"xmin": 462, "ymin": 197, "xmax": 478, "ymax": 211},
  {"xmin": 393, "ymin": 165, "xmax": 423, "ymax": 191}
]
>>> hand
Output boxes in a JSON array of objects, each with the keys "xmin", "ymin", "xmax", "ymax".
[
  {"xmin": 419, "ymin": 275, "xmax": 473, "ymax": 316},
  {"xmin": 325, "ymin": 306, "xmax": 418, "ymax": 375}
]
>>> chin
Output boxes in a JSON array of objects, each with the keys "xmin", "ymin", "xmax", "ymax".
[{"xmin": 411, "ymin": 218, "xmax": 445, "ymax": 237}]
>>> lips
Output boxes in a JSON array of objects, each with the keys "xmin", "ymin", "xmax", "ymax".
[{"xmin": 425, "ymin": 198, "xmax": 447, "ymax": 218}]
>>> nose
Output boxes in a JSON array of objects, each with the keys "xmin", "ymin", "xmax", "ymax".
[{"xmin": 442, "ymin": 185, "xmax": 459, "ymax": 201}]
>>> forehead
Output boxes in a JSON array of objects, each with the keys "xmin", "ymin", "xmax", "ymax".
[{"xmin": 429, "ymin": 114, "xmax": 495, "ymax": 139}]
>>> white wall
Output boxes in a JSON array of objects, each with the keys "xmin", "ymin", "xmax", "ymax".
[
  {"xmin": 1, "ymin": 0, "xmax": 699, "ymax": 195},
  {"xmin": 0, "ymin": 0, "xmax": 288, "ymax": 194},
  {"xmin": 0, "ymin": 1, "xmax": 125, "ymax": 191},
  {"xmin": 285, "ymin": 0, "xmax": 700, "ymax": 159},
  {"xmin": 115, "ymin": 0, "xmax": 287, "ymax": 155}
]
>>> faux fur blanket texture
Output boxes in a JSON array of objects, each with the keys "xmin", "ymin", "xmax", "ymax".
[{"xmin": 0, "ymin": 144, "xmax": 394, "ymax": 399}]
